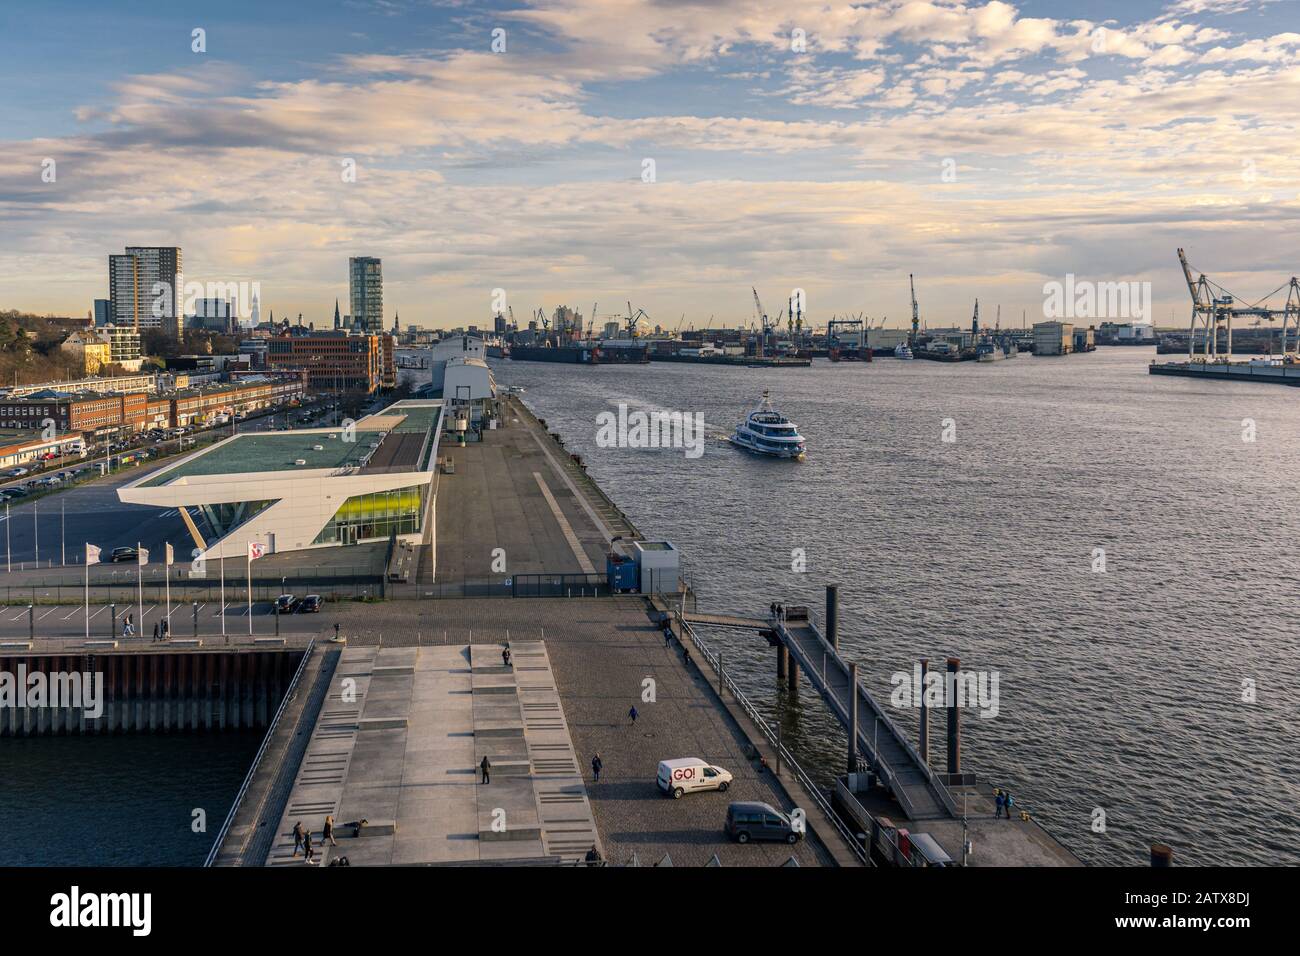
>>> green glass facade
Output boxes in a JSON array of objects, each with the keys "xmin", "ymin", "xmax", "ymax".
[{"xmin": 313, "ymin": 486, "xmax": 424, "ymax": 545}]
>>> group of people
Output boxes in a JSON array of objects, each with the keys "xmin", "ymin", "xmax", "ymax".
[
  {"xmin": 769, "ymin": 602, "xmax": 788, "ymax": 621},
  {"xmin": 291, "ymin": 815, "xmax": 338, "ymax": 865},
  {"xmin": 663, "ymin": 623, "xmax": 691, "ymax": 666},
  {"xmin": 994, "ymin": 789, "xmax": 1017, "ymax": 819},
  {"xmin": 117, "ymin": 612, "xmax": 171, "ymax": 640}
]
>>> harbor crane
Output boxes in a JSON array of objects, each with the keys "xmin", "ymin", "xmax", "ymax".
[
  {"xmin": 625, "ymin": 302, "xmax": 649, "ymax": 338},
  {"xmin": 909, "ymin": 273, "xmax": 920, "ymax": 346},
  {"xmin": 1178, "ymin": 248, "xmax": 1300, "ymax": 359},
  {"xmin": 752, "ymin": 287, "xmax": 777, "ymax": 358}
]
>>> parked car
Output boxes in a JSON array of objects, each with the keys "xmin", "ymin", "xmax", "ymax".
[
  {"xmin": 297, "ymin": 594, "xmax": 323, "ymax": 613},
  {"xmin": 110, "ymin": 546, "xmax": 139, "ymax": 563},
  {"xmin": 8, "ymin": 468, "xmax": 28, "ymax": 478},
  {"xmin": 725, "ymin": 802, "xmax": 803, "ymax": 845},
  {"xmin": 657, "ymin": 758, "xmax": 733, "ymax": 799},
  {"xmin": 275, "ymin": 594, "xmax": 298, "ymax": 613}
]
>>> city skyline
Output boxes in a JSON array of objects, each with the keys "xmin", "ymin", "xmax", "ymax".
[{"xmin": 1, "ymin": 0, "xmax": 1298, "ymax": 329}]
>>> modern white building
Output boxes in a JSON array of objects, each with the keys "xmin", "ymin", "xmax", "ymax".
[
  {"xmin": 429, "ymin": 334, "xmax": 486, "ymax": 393},
  {"xmin": 442, "ymin": 357, "xmax": 495, "ymax": 403},
  {"xmin": 118, "ymin": 400, "xmax": 445, "ymax": 560}
]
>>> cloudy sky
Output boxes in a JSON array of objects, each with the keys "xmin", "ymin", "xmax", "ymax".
[{"xmin": 1, "ymin": 0, "xmax": 1297, "ymax": 330}]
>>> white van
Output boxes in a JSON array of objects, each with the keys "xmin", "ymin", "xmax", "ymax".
[{"xmin": 657, "ymin": 758, "xmax": 733, "ymax": 799}]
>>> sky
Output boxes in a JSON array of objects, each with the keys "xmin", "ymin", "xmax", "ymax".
[{"xmin": 0, "ymin": 0, "xmax": 1298, "ymax": 331}]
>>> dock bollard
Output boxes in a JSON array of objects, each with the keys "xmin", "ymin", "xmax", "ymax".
[
  {"xmin": 919, "ymin": 658, "xmax": 930, "ymax": 764},
  {"xmin": 947, "ymin": 657, "xmax": 962, "ymax": 774}
]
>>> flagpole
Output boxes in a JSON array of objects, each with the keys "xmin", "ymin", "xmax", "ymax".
[
  {"xmin": 137, "ymin": 540, "xmax": 143, "ymax": 637},
  {"xmin": 84, "ymin": 545, "xmax": 90, "ymax": 640},
  {"xmin": 165, "ymin": 544, "xmax": 172, "ymax": 634},
  {"xmin": 220, "ymin": 551, "xmax": 226, "ymax": 636},
  {"xmin": 247, "ymin": 541, "xmax": 253, "ymax": 635}
]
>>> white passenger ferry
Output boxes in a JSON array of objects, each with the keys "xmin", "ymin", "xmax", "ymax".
[{"xmin": 729, "ymin": 392, "xmax": 806, "ymax": 460}]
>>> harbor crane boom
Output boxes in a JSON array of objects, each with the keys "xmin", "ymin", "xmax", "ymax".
[{"xmin": 909, "ymin": 273, "xmax": 920, "ymax": 346}]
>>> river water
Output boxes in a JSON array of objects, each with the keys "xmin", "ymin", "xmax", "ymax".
[
  {"xmin": 0, "ymin": 732, "xmax": 262, "ymax": 865},
  {"xmin": 493, "ymin": 347, "xmax": 1300, "ymax": 867}
]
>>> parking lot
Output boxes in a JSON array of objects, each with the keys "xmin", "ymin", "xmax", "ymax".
[{"xmin": 0, "ymin": 397, "xmax": 359, "ymax": 568}]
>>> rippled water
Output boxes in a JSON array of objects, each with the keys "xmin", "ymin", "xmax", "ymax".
[
  {"xmin": 495, "ymin": 347, "xmax": 1300, "ymax": 866},
  {"xmin": 0, "ymin": 732, "xmax": 262, "ymax": 865}
]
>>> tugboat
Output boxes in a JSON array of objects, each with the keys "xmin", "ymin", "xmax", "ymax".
[{"xmin": 729, "ymin": 392, "xmax": 806, "ymax": 460}]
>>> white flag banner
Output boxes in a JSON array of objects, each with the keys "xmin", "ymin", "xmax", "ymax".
[
  {"xmin": 248, "ymin": 542, "xmax": 266, "ymax": 560},
  {"xmin": 86, "ymin": 544, "xmax": 101, "ymax": 566},
  {"xmin": 165, "ymin": 543, "xmax": 174, "ymax": 566},
  {"xmin": 138, "ymin": 547, "xmax": 149, "ymax": 566}
]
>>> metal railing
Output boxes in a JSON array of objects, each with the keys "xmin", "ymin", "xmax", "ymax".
[
  {"xmin": 203, "ymin": 638, "xmax": 318, "ymax": 867},
  {"xmin": 679, "ymin": 619, "xmax": 870, "ymax": 866},
  {"xmin": 780, "ymin": 615, "xmax": 959, "ymax": 819}
]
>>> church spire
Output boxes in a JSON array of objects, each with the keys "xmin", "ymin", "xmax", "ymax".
[{"xmin": 334, "ymin": 298, "xmax": 341, "ymax": 330}]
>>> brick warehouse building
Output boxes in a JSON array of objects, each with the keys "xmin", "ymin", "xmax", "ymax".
[{"xmin": 267, "ymin": 332, "xmax": 396, "ymax": 393}]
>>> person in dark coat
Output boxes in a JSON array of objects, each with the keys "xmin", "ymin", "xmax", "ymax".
[
  {"xmin": 628, "ymin": 705, "xmax": 638, "ymax": 724},
  {"xmin": 303, "ymin": 831, "xmax": 315, "ymax": 864},
  {"xmin": 480, "ymin": 755, "xmax": 491, "ymax": 784},
  {"xmin": 502, "ymin": 647, "xmax": 512, "ymax": 666},
  {"xmin": 152, "ymin": 621, "xmax": 160, "ymax": 642},
  {"xmin": 292, "ymin": 821, "xmax": 305, "ymax": 857},
  {"xmin": 591, "ymin": 753, "xmax": 603, "ymax": 782}
]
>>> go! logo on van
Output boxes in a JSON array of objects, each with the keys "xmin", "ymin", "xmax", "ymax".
[{"xmin": 672, "ymin": 767, "xmax": 696, "ymax": 781}]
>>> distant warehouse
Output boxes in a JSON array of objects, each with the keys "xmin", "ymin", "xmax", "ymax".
[{"xmin": 1033, "ymin": 321, "xmax": 1074, "ymax": 356}]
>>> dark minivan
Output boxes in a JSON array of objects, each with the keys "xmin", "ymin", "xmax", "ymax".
[{"xmin": 725, "ymin": 802, "xmax": 802, "ymax": 845}]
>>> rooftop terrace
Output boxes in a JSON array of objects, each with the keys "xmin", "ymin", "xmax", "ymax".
[{"xmin": 140, "ymin": 430, "xmax": 386, "ymax": 486}]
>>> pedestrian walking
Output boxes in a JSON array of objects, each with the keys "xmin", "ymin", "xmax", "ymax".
[
  {"xmin": 292, "ymin": 821, "xmax": 305, "ymax": 857},
  {"xmin": 502, "ymin": 646, "xmax": 512, "ymax": 667},
  {"xmin": 1005, "ymin": 792, "xmax": 1015, "ymax": 820},
  {"xmin": 682, "ymin": 648, "xmax": 692, "ymax": 667},
  {"xmin": 769, "ymin": 601, "xmax": 776, "ymax": 618},
  {"xmin": 994, "ymin": 790, "xmax": 1004, "ymax": 819},
  {"xmin": 480, "ymin": 755, "xmax": 491, "ymax": 784},
  {"xmin": 628, "ymin": 705, "xmax": 638, "ymax": 724},
  {"xmin": 303, "ymin": 831, "xmax": 315, "ymax": 865},
  {"xmin": 323, "ymin": 815, "xmax": 337, "ymax": 846},
  {"xmin": 664, "ymin": 626, "xmax": 673, "ymax": 646},
  {"xmin": 161, "ymin": 617, "xmax": 169, "ymax": 639},
  {"xmin": 152, "ymin": 621, "xmax": 160, "ymax": 642},
  {"xmin": 591, "ymin": 753, "xmax": 602, "ymax": 782}
]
